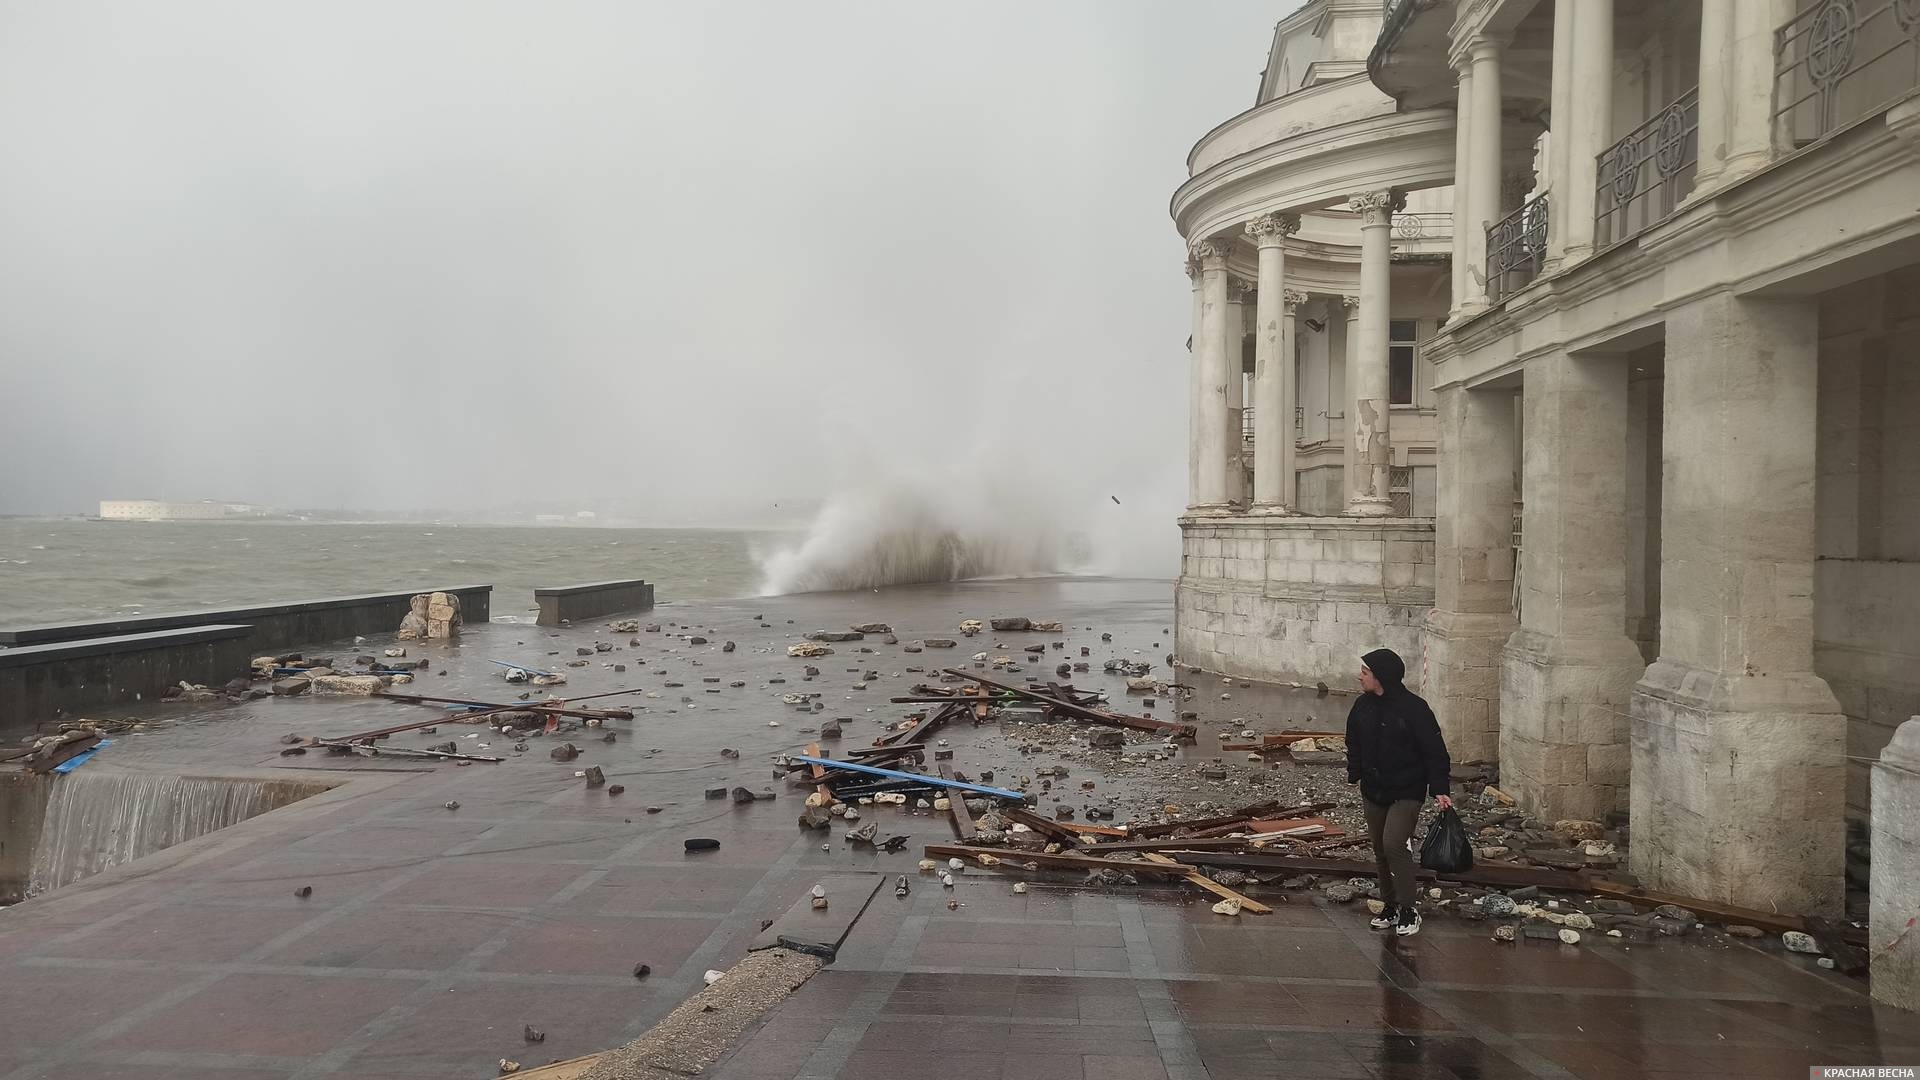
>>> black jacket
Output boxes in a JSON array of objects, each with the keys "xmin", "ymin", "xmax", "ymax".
[{"xmin": 1345, "ymin": 648, "xmax": 1450, "ymax": 805}]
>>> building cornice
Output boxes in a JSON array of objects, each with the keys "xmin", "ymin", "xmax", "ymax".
[
  {"xmin": 1173, "ymin": 107, "xmax": 1456, "ymax": 241},
  {"xmin": 1429, "ymin": 89, "xmax": 1920, "ymax": 391}
]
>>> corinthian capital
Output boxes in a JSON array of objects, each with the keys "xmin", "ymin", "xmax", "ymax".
[
  {"xmin": 1282, "ymin": 289, "xmax": 1310, "ymax": 310},
  {"xmin": 1347, "ymin": 189, "xmax": 1407, "ymax": 227},
  {"xmin": 1245, "ymin": 212, "xmax": 1301, "ymax": 248},
  {"xmin": 1188, "ymin": 235, "xmax": 1235, "ymax": 267},
  {"xmin": 1227, "ymin": 277, "xmax": 1256, "ymax": 303}
]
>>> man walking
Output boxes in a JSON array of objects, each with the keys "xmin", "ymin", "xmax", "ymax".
[{"xmin": 1345, "ymin": 647, "xmax": 1451, "ymax": 937}]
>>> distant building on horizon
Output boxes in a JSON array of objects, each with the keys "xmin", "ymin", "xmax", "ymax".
[{"xmin": 98, "ymin": 499, "xmax": 226, "ymax": 521}]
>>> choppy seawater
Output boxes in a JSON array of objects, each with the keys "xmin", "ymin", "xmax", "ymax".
[{"xmin": 0, "ymin": 520, "xmax": 788, "ymax": 626}]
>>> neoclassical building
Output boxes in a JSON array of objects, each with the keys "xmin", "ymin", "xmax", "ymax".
[{"xmin": 1174, "ymin": 0, "xmax": 1919, "ymax": 918}]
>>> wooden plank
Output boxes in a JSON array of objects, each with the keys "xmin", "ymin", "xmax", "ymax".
[
  {"xmin": 937, "ymin": 669, "xmax": 1195, "ymax": 738},
  {"xmin": 937, "ymin": 763, "xmax": 977, "ymax": 839},
  {"xmin": 924, "ymin": 844, "xmax": 1191, "ymax": 878},
  {"xmin": 1165, "ymin": 851, "xmax": 1595, "ymax": 891},
  {"xmin": 1139, "ymin": 852, "xmax": 1272, "ymax": 915},
  {"xmin": 1223, "ymin": 731, "xmax": 1343, "ymax": 751},
  {"xmin": 1585, "ymin": 879, "xmax": 1812, "ymax": 936},
  {"xmin": 1127, "ymin": 800, "xmax": 1335, "ymax": 839},
  {"xmin": 1000, "ymin": 806, "xmax": 1085, "ymax": 847},
  {"xmin": 804, "ymin": 743, "xmax": 836, "ymax": 807}
]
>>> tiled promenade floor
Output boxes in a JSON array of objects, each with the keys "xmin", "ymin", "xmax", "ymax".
[
  {"xmin": 706, "ymin": 877, "xmax": 1919, "ymax": 1080},
  {"xmin": 0, "ymin": 579, "xmax": 1910, "ymax": 1079}
]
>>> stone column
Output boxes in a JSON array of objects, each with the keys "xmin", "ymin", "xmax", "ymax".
[
  {"xmin": 1340, "ymin": 295, "xmax": 1361, "ymax": 510},
  {"xmin": 1346, "ymin": 190, "xmax": 1398, "ymax": 516},
  {"xmin": 1225, "ymin": 277, "xmax": 1255, "ymax": 508},
  {"xmin": 1561, "ymin": 0, "xmax": 1614, "ymax": 261},
  {"xmin": 1190, "ymin": 237, "xmax": 1234, "ymax": 509},
  {"xmin": 1500, "ymin": 350, "xmax": 1646, "ymax": 822},
  {"xmin": 1187, "ymin": 257, "xmax": 1204, "ymax": 508},
  {"xmin": 1631, "ymin": 292, "xmax": 1845, "ymax": 915},
  {"xmin": 1449, "ymin": 60, "xmax": 1474, "ymax": 316},
  {"xmin": 1248, "ymin": 213, "xmax": 1300, "ymax": 511},
  {"xmin": 1426, "ymin": 384, "xmax": 1518, "ymax": 764},
  {"xmin": 1463, "ymin": 37, "xmax": 1503, "ymax": 314},
  {"xmin": 1873, "ymin": 717, "xmax": 1920, "ymax": 1010},
  {"xmin": 1542, "ymin": 0, "xmax": 1576, "ymax": 270},
  {"xmin": 1692, "ymin": 0, "xmax": 1733, "ymax": 189},
  {"xmin": 1721, "ymin": 0, "xmax": 1793, "ymax": 183}
]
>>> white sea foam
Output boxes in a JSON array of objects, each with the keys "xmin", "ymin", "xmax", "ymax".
[{"xmin": 754, "ymin": 472, "xmax": 1179, "ymax": 595}]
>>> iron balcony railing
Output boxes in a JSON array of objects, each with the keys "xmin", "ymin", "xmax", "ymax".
[
  {"xmin": 1774, "ymin": 0, "xmax": 1920, "ymax": 145},
  {"xmin": 1486, "ymin": 191, "xmax": 1549, "ymax": 303},
  {"xmin": 1595, "ymin": 86, "xmax": 1699, "ymax": 248},
  {"xmin": 1392, "ymin": 212, "xmax": 1453, "ymax": 242},
  {"xmin": 1239, "ymin": 406, "xmax": 1305, "ymax": 451}
]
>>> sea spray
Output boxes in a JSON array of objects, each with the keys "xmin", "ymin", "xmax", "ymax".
[{"xmin": 756, "ymin": 480, "xmax": 1074, "ymax": 594}]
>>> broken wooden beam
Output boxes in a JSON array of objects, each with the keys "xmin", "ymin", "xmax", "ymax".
[
  {"xmin": 1126, "ymin": 801, "xmax": 1335, "ymax": 839},
  {"xmin": 937, "ymin": 669, "xmax": 1196, "ymax": 738},
  {"xmin": 937, "ymin": 763, "xmax": 978, "ymax": 840},
  {"xmin": 1138, "ymin": 852, "xmax": 1272, "ymax": 915},
  {"xmin": 1164, "ymin": 851, "xmax": 1594, "ymax": 891},
  {"xmin": 924, "ymin": 844, "xmax": 1192, "ymax": 878},
  {"xmin": 787, "ymin": 755, "xmax": 1026, "ymax": 801}
]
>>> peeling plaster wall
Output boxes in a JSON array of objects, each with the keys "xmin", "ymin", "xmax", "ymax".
[{"xmin": 1814, "ymin": 267, "xmax": 1920, "ymax": 827}]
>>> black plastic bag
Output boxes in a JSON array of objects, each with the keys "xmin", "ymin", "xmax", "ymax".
[{"xmin": 1418, "ymin": 807, "xmax": 1474, "ymax": 874}]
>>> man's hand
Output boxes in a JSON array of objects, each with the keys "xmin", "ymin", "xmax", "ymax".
[{"xmin": 1433, "ymin": 793, "xmax": 1453, "ymax": 810}]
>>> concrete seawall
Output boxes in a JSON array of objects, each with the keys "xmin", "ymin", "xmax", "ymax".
[
  {"xmin": 0, "ymin": 586, "xmax": 491, "ymax": 724},
  {"xmin": 535, "ymin": 579, "xmax": 653, "ymax": 626}
]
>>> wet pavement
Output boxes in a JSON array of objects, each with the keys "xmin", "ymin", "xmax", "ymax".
[{"xmin": 0, "ymin": 576, "xmax": 1911, "ymax": 1079}]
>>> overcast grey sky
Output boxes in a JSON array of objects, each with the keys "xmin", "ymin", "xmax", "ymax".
[{"xmin": 0, "ymin": 0, "xmax": 1284, "ymax": 521}]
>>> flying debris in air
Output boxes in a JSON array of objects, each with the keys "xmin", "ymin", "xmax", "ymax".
[{"xmin": 1111, "ymin": 495, "xmax": 1121, "ymax": 505}]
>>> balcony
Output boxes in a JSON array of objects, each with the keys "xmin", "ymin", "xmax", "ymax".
[
  {"xmin": 1774, "ymin": 0, "xmax": 1920, "ymax": 146},
  {"xmin": 1486, "ymin": 191, "xmax": 1549, "ymax": 303},
  {"xmin": 1595, "ymin": 87, "xmax": 1700, "ymax": 249}
]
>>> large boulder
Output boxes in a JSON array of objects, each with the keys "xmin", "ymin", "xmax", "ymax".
[{"xmin": 396, "ymin": 594, "xmax": 430, "ymax": 640}]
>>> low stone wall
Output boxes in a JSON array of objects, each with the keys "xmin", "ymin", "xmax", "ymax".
[
  {"xmin": 0, "ymin": 586, "xmax": 494, "ymax": 653},
  {"xmin": 535, "ymin": 579, "xmax": 655, "ymax": 627},
  {"xmin": 1175, "ymin": 515, "xmax": 1434, "ymax": 688},
  {"xmin": 0, "ymin": 770, "xmax": 51, "ymax": 904},
  {"xmin": 0, "ymin": 625, "xmax": 256, "ymax": 725}
]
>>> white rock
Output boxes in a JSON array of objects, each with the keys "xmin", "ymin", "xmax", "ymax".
[
  {"xmin": 1782, "ymin": 930, "xmax": 1821, "ymax": 954},
  {"xmin": 1212, "ymin": 898, "xmax": 1243, "ymax": 916},
  {"xmin": 810, "ymin": 884, "xmax": 826, "ymax": 899},
  {"xmin": 703, "ymin": 970, "xmax": 725, "ymax": 985},
  {"xmin": 1558, "ymin": 929, "xmax": 1581, "ymax": 945},
  {"xmin": 918, "ymin": 859, "xmax": 938, "ymax": 873},
  {"xmin": 1012, "ymin": 882, "xmax": 1028, "ymax": 894},
  {"xmin": 941, "ymin": 872, "xmax": 955, "ymax": 888},
  {"xmin": 948, "ymin": 858, "xmax": 965, "ymax": 871}
]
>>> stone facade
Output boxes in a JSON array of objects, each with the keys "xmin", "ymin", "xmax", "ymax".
[
  {"xmin": 1872, "ymin": 717, "xmax": 1920, "ymax": 1010},
  {"xmin": 1177, "ymin": 0, "xmax": 1920, "ymax": 913},
  {"xmin": 1176, "ymin": 517, "xmax": 1432, "ymax": 687}
]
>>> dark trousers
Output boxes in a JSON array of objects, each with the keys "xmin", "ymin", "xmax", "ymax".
[{"xmin": 1363, "ymin": 797, "xmax": 1422, "ymax": 908}]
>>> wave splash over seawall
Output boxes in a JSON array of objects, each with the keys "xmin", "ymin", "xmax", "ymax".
[{"xmin": 756, "ymin": 481, "xmax": 1079, "ymax": 595}]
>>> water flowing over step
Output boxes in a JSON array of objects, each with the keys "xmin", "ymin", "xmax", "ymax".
[{"xmin": 26, "ymin": 768, "xmax": 326, "ymax": 895}]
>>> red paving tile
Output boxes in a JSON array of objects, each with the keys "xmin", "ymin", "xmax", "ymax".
[
  {"xmin": 479, "ymin": 911, "xmax": 724, "ymax": 976},
  {"xmin": 341, "ymin": 980, "xmax": 653, "ymax": 1072},
  {"xmin": 258, "ymin": 906, "xmax": 516, "ymax": 969},
  {"xmin": 1, "ymin": 965, "xmax": 190, "ymax": 1055},
  {"xmin": 107, "ymin": 972, "xmax": 428, "ymax": 1056}
]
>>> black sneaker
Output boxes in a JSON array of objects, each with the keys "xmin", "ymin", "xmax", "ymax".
[
  {"xmin": 1395, "ymin": 905, "xmax": 1422, "ymax": 937},
  {"xmin": 1369, "ymin": 904, "xmax": 1398, "ymax": 930}
]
